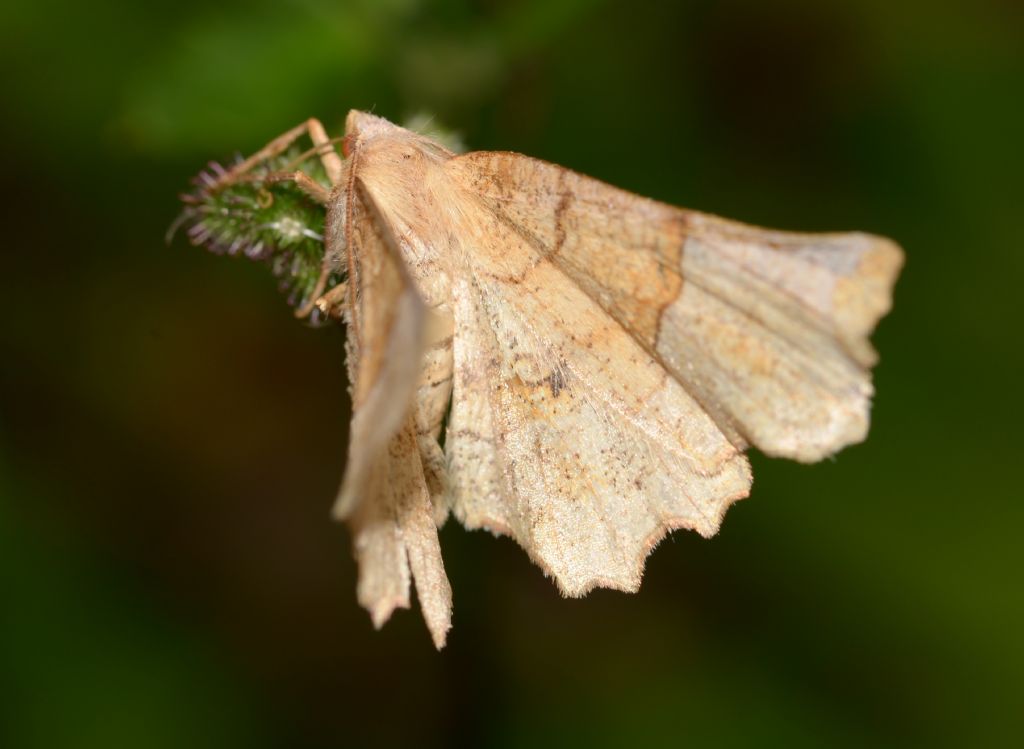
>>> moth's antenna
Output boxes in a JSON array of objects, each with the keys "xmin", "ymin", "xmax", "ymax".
[{"xmin": 407, "ymin": 112, "xmax": 436, "ymax": 135}]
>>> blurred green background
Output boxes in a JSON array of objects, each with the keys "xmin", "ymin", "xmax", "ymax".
[{"xmin": 1, "ymin": 0, "xmax": 1021, "ymax": 747}]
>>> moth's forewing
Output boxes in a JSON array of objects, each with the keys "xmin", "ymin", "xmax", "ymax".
[
  {"xmin": 331, "ymin": 177, "xmax": 452, "ymax": 648},
  {"xmin": 449, "ymin": 152, "xmax": 903, "ymax": 462}
]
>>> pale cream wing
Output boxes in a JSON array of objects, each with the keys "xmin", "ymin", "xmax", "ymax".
[
  {"xmin": 444, "ymin": 205, "xmax": 752, "ymax": 596},
  {"xmin": 334, "ymin": 184, "xmax": 426, "ymax": 517},
  {"xmin": 345, "ymin": 417, "xmax": 451, "ymax": 648},
  {"xmin": 333, "ymin": 183, "xmax": 451, "ymax": 647},
  {"xmin": 449, "ymin": 152, "xmax": 903, "ymax": 462}
]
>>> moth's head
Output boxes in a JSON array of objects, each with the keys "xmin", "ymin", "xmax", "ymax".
[
  {"xmin": 342, "ymin": 110, "xmax": 400, "ymax": 158},
  {"xmin": 342, "ymin": 110, "xmax": 454, "ymax": 163}
]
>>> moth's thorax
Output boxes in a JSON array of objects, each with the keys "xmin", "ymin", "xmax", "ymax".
[{"xmin": 340, "ymin": 114, "xmax": 461, "ymax": 310}]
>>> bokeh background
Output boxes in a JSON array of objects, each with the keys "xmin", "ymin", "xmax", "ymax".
[{"xmin": 2, "ymin": 1, "xmax": 1022, "ymax": 747}]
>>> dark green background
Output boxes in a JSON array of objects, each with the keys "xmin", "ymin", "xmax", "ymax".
[{"xmin": 2, "ymin": 1, "xmax": 1021, "ymax": 747}]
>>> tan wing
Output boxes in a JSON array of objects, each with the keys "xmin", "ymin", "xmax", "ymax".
[
  {"xmin": 333, "ymin": 181, "xmax": 451, "ymax": 647},
  {"xmin": 448, "ymin": 152, "xmax": 903, "ymax": 462},
  {"xmin": 443, "ymin": 196, "xmax": 753, "ymax": 596}
]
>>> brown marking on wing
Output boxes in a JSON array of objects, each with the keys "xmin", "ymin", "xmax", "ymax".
[
  {"xmin": 548, "ymin": 367, "xmax": 566, "ymax": 398},
  {"xmin": 647, "ymin": 213, "xmax": 689, "ymax": 344},
  {"xmin": 551, "ymin": 198, "xmax": 686, "ymax": 346},
  {"xmin": 552, "ymin": 170, "xmax": 571, "ymax": 258}
]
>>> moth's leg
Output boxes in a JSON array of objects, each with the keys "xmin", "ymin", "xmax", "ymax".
[
  {"xmin": 295, "ymin": 266, "xmax": 335, "ymax": 319},
  {"xmin": 284, "ymin": 123, "xmax": 351, "ymax": 319},
  {"xmin": 219, "ymin": 119, "xmax": 343, "ymax": 319},
  {"xmin": 263, "ymin": 170, "xmax": 331, "ymax": 205},
  {"xmin": 215, "ymin": 118, "xmax": 343, "ymax": 189},
  {"xmin": 295, "ymin": 118, "xmax": 344, "ymax": 186},
  {"xmin": 313, "ymin": 280, "xmax": 349, "ymax": 319},
  {"xmin": 277, "ymin": 124, "xmax": 347, "ymax": 317}
]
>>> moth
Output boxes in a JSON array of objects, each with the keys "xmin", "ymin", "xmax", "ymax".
[{"xmin": 186, "ymin": 112, "xmax": 903, "ymax": 648}]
